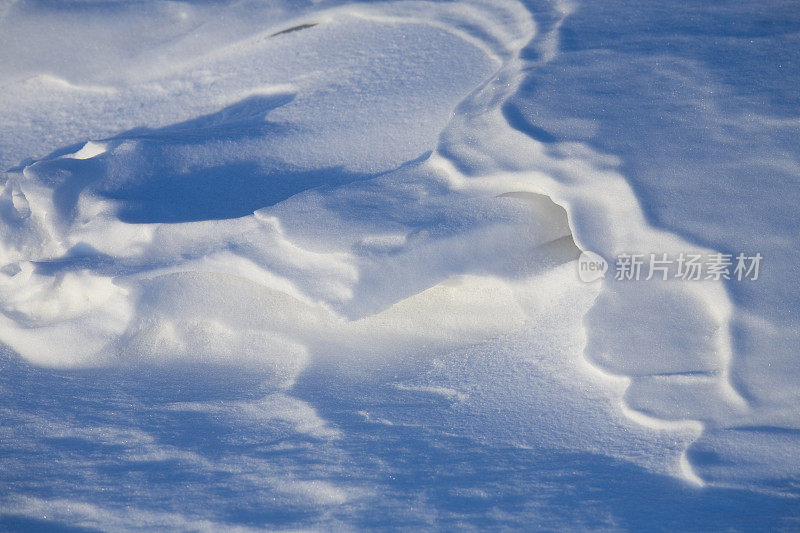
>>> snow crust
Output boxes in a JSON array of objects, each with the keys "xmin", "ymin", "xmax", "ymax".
[{"xmin": 1, "ymin": 0, "xmax": 798, "ymax": 529}]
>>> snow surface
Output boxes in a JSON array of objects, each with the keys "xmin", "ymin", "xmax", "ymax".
[{"xmin": 0, "ymin": 0, "xmax": 798, "ymax": 530}]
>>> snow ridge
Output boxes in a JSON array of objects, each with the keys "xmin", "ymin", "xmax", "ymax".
[{"xmin": 1, "ymin": 1, "xmax": 798, "ymax": 527}]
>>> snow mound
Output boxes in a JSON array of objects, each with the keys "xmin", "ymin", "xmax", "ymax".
[{"xmin": 1, "ymin": 0, "xmax": 798, "ymax": 529}]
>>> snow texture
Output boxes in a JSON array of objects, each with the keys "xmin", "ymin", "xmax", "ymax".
[{"xmin": 0, "ymin": 0, "xmax": 798, "ymax": 530}]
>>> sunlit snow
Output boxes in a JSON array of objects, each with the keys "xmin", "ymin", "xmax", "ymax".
[{"xmin": 1, "ymin": 0, "xmax": 798, "ymax": 530}]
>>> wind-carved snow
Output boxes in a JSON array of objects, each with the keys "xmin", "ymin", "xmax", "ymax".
[{"xmin": 0, "ymin": 0, "xmax": 798, "ymax": 529}]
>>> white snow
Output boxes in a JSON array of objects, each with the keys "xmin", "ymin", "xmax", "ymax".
[{"xmin": 0, "ymin": 0, "xmax": 798, "ymax": 529}]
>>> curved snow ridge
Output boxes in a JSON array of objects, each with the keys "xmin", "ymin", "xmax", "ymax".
[
  {"xmin": 0, "ymin": 0, "xmax": 714, "ymax": 485},
  {"xmin": 0, "ymin": 0, "xmax": 775, "ymax": 491},
  {"xmin": 421, "ymin": 0, "xmax": 754, "ymax": 485},
  {"xmin": 0, "ymin": 2, "xmax": 542, "ymax": 358},
  {"xmin": 0, "ymin": 73, "xmax": 116, "ymax": 94},
  {"xmin": 164, "ymin": 0, "xmax": 533, "ymax": 87}
]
